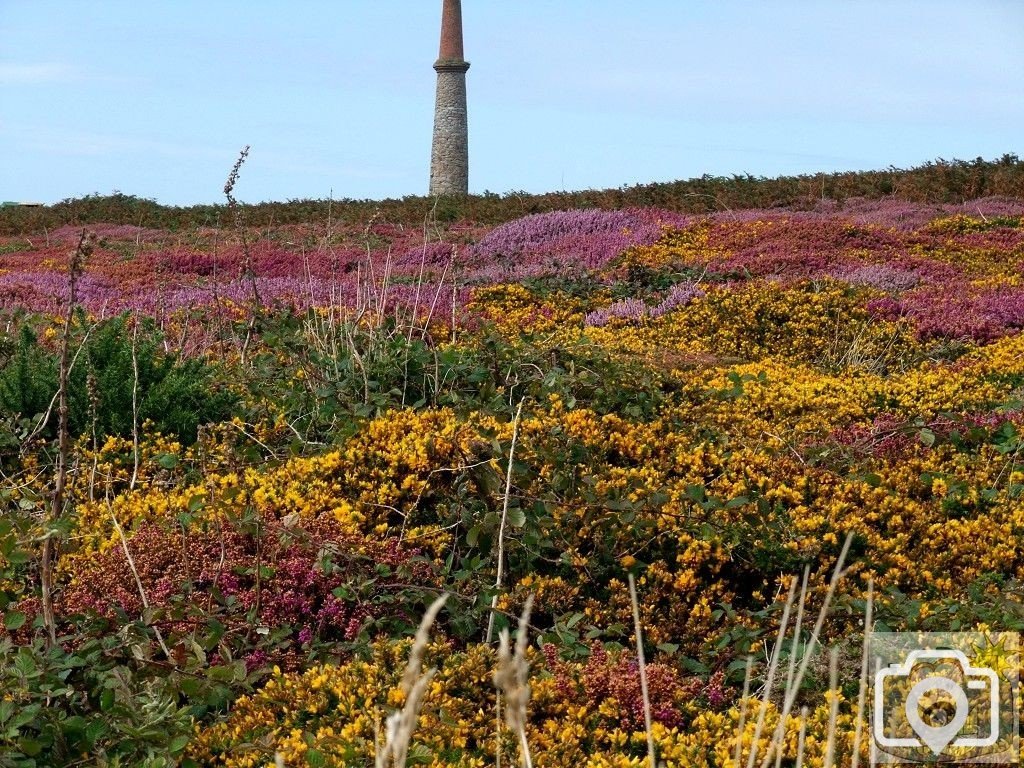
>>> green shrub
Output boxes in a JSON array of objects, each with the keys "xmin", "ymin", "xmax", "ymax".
[{"xmin": 0, "ymin": 315, "xmax": 236, "ymax": 443}]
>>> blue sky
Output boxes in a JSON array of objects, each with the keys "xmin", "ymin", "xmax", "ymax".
[{"xmin": 2, "ymin": 1, "xmax": 1022, "ymax": 205}]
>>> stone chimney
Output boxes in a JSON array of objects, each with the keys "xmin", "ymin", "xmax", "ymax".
[{"xmin": 429, "ymin": 0, "xmax": 470, "ymax": 196}]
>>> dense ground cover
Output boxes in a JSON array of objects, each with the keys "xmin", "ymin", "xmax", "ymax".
[{"xmin": 1, "ymin": 184, "xmax": 1024, "ymax": 766}]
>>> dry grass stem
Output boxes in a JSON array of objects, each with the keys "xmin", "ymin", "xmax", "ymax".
[
  {"xmin": 795, "ymin": 707, "xmax": 808, "ymax": 768},
  {"xmin": 746, "ymin": 577, "xmax": 799, "ymax": 768},
  {"xmin": 628, "ymin": 573, "xmax": 656, "ymax": 768},
  {"xmin": 494, "ymin": 595, "xmax": 534, "ymax": 768},
  {"xmin": 783, "ymin": 567, "xmax": 810, "ymax": 692},
  {"xmin": 823, "ymin": 646, "xmax": 840, "ymax": 768},
  {"xmin": 401, "ymin": 593, "xmax": 448, "ymax": 698},
  {"xmin": 758, "ymin": 532, "xmax": 854, "ymax": 768},
  {"xmin": 775, "ymin": 566, "xmax": 810, "ymax": 768},
  {"xmin": 851, "ymin": 578, "xmax": 875, "ymax": 768},
  {"xmin": 376, "ymin": 593, "xmax": 448, "ymax": 768},
  {"xmin": 486, "ymin": 398, "xmax": 526, "ymax": 644},
  {"xmin": 106, "ymin": 497, "xmax": 172, "ymax": 660}
]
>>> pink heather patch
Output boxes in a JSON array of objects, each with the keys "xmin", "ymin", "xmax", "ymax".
[
  {"xmin": 585, "ymin": 280, "xmax": 705, "ymax": 326},
  {"xmin": 2, "ymin": 201, "xmax": 1020, "ymax": 344},
  {"xmin": 468, "ymin": 208, "xmax": 683, "ymax": 278}
]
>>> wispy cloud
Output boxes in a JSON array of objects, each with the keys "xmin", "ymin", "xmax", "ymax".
[{"xmin": 0, "ymin": 62, "xmax": 78, "ymax": 85}]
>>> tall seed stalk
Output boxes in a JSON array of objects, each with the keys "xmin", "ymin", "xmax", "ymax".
[
  {"xmin": 40, "ymin": 231, "xmax": 93, "ymax": 647},
  {"xmin": 223, "ymin": 145, "xmax": 261, "ymax": 365}
]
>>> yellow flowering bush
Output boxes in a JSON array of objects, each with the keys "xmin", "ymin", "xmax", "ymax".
[
  {"xmin": 5, "ymin": 200, "xmax": 1024, "ymax": 766},
  {"xmin": 189, "ymin": 638, "xmax": 858, "ymax": 768}
]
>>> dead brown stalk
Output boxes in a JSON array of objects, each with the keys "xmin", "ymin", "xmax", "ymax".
[{"xmin": 40, "ymin": 230, "xmax": 93, "ymax": 647}]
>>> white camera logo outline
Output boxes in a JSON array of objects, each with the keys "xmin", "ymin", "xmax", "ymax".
[{"xmin": 874, "ymin": 648, "xmax": 1000, "ymax": 752}]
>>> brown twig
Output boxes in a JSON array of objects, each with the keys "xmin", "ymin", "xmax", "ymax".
[{"xmin": 106, "ymin": 495, "xmax": 172, "ymax": 660}]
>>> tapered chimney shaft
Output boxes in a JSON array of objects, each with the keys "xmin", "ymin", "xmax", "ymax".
[{"xmin": 429, "ymin": 0, "xmax": 469, "ymax": 196}]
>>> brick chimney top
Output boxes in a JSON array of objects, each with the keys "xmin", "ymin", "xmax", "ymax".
[{"xmin": 437, "ymin": 0, "xmax": 465, "ymax": 63}]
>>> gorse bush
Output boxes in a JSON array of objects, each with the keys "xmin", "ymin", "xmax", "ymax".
[
  {"xmin": 0, "ymin": 315, "xmax": 236, "ymax": 444},
  {"xmin": 239, "ymin": 309, "xmax": 668, "ymax": 447},
  {"xmin": 3, "ymin": 184, "xmax": 1024, "ymax": 764}
]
